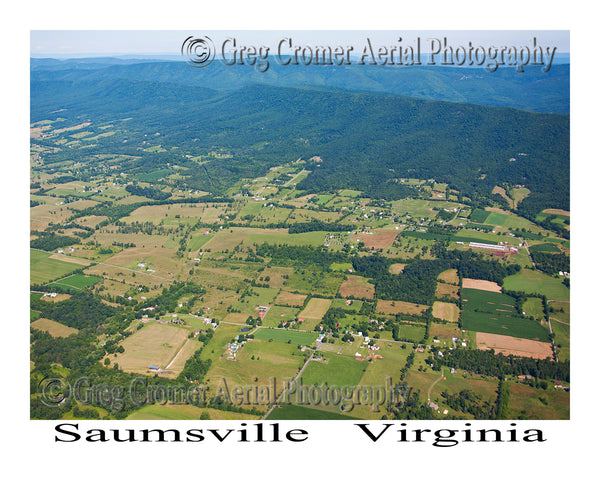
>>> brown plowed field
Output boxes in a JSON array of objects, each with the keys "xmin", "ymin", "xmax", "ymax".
[{"xmin": 476, "ymin": 332, "xmax": 553, "ymax": 360}]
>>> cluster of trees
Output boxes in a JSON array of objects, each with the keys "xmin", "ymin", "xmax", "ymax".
[
  {"xmin": 178, "ymin": 350, "xmax": 212, "ymax": 383},
  {"xmin": 135, "ymin": 282, "xmax": 206, "ymax": 315},
  {"xmin": 440, "ymin": 389, "xmax": 495, "ymax": 419},
  {"xmin": 433, "ymin": 348, "xmax": 569, "ymax": 382},
  {"xmin": 530, "ymin": 251, "xmax": 570, "ymax": 275},
  {"xmin": 287, "ymin": 220, "xmax": 349, "ymax": 234},
  {"xmin": 30, "ymin": 232, "xmax": 81, "ymax": 251},
  {"xmin": 31, "ymin": 292, "xmax": 120, "ymax": 330},
  {"xmin": 125, "ymin": 183, "xmax": 171, "ymax": 201},
  {"xmin": 254, "ymin": 243, "xmax": 348, "ymax": 271}
]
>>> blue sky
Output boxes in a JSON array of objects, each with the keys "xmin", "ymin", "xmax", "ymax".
[{"xmin": 31, "ymin": 30, "xmax": 569, "ymax": 57}]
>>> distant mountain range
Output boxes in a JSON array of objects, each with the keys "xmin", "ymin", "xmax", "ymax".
[{"xmin": 31, "ymin": 57, "xmax": 569, "ymax": 114}]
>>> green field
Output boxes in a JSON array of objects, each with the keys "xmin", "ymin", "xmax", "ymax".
[
  {"xmin": 253, "ymin": 328, "xmax": 317, "ymax": 345},
  {"xmin": 233, "ymin": 286, "xmax": 280, "ymax": 314},
  {"xmin": 30, "ymin": 249, "xmax": 83, "ymax": 284},
  {"xmin": 528, "ymin": 243, "xmax": 562, "ymax": 253},
  {"xmin": 522, "ymin": 297, "xmax": 545, "ymax": 321},
  {"xmin": 470, "ymin": 209, "xmax": 490, "ymax": 223},
  {"xmin": 261, "ymin": 305, "xmax": 300, "ymax": 327},
  {"xmin": 331, "ymin": 298, "xmax": 364, "ymax": 312},
  {"xmin": 461, "ymin": 289, "xmax": 550, "ymax": 341},
  {"xmin": 50, "ymin": 274, "xmax": 102, "ymax": 290},
  {"xmin": 330, "ymin": 262, "xmax": 353, "ymax": 272},
  {"xmin": 300, "ymin": 352, "xmax": 367, "ymax": 388},
  {"xmin": 503, "ymin": 269, "xmax": 570, "ymax": 301},
  {"xmin": 187, "ymin": 233, "xmax": 215, "ymax": 251},
  {"xmin": 485, "ymin": 212, "xmax": 508, "ymax": 226}
]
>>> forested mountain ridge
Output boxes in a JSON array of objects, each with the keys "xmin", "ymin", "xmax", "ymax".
[{"xmin": 30, "ymin": 77, "xmax": 569, "ymax": 214}]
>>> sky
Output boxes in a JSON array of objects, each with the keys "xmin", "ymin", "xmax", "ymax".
[{"xmin": 30, "ymin": 30, "xmax": 570, "ymax": 57}]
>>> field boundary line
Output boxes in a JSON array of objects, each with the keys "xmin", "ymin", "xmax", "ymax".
[
  {"xmin": 427, "ymin": 367, "xmax": 444, "ymax": 403},
  {"xmin": 165, "ymin": 338, "xmax": 190, "ymax": 370},
  {"xmin": 262, "ymin": 349, "xmax": 315, "ymax": 420}
]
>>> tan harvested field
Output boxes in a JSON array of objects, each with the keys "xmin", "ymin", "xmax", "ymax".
[
  {"xmin": 462, "ymin": 278, "xmax": 502, "ymax": 293},
  {"xmin": 299, "ymin": 298, "xmax": 332, "ymax": 319},
  {"xmin": 31, "ymin": 318, "xmax": 79, "ymax": 338},
  {"xmin": 164, "ymin": 338, "xmax": 199, "ymax": 372},
  {"xmin": 85, "ymin": 263, "xmax": 167, "ymax": 290},
  {"xmin": 437, "ymin": 269, "xmax": 459, "ymax": 285},
  {"xmin": 30, "ymin": 204, "xmax": 73, "ymax": 231},
  {"xmin": 30, "ymin": 125, "xmax": 51, "ymax": 138},
  {"xmin": 48, "ymin": 254, "xmax": 91, "ymax": 266},
  {"xmin": 376, "ymin": 300, "xmax": 429, "ymax": 316},
  {"xmin": 542, "ymin": 208, "xmax": 570, "ymax": 216},
  {"xmin": 51, "ymin": 122, "xmax": 91, "ymax": 134},
  {"xmin": 40, "ymin": 293, "xmax": 72, "ymax": 303},
  {"xmin": 476, "ymin": 332, "xmax": 553, "ymax": 360},
  {"xmin": 339, "ymin": 275, "xmax": 375, "ymax": 299},
  {"xmin": 102, "ymin": 246, "xmax": 182, "ymax": 277},
  {"xmin": 261, "ymin": 266, "xmax": 294, "ymax": 289},
  {"xmin": 283, "ymin": 194, "xmax": 316, "ymax": 208},
  {"xmin": 126, "ymin": 203, "xmax": 230, "ymax": 224},
  {"xmin": 75, "ymin": 215, "xmax": 109, "ymax": 228},
  {"xmin": 429, "ymin": 322, "xmax": 462, "ymax": 340},
  {"xmin": 389, "ymin": 263, "xmax": 406, "ymax": 274},
  {"xmin": 203, "ymin": 227, "xmax": 288, "ymax": 253},
  {"xmin": 435, "ymin": 282, "xmax": 459, "ymax": 300},
  {"xmin": 222, "ymin": 313, "xmax": 251, "ymax": 324},
  {"xmin": 112, "ymin": 323, "xmax": 196, "ymax": 377},
  {"xmin": 66, "ymin": 199, "xmax": 100, "ymax": 211},
  {"xmin": 275, "ymin": 290, "xmax": 307, "ymax": 307},
  {"xmin": 355, "ymin": 229, "xmax": 398, "ymax": 249},
  {"xmin": 92, "ymin": 230, "xmax": 175, "ymax": 249},
  {"xmin": 432, "ymin": 301, "xmax": 460, "ymax": 322}
]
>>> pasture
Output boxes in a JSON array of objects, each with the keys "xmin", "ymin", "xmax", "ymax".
[
  {"xmin": 233, "ymin": 287, "xmax": 280, "ymax": 315},
  {"xmin": 112, "ymin": 323, "xmax": 195, "ymax": 377},
  {"xmin": 31, "ymin": 318, "xmax": 79, "ymax": 338},
  {"xmin": 437, "ymin": 269, "xmax": 459, "ymax": 284},
  {"xmin": 432, "ymin": 301, "xmax": 460, "ymax": 322},
  {"xmin": 203, "ymin": 340, "xmax": 305, "ymax": 402},
  {"xmin": 338, "ymin": 275, "xmax": 375, "ymax": 299},
  {"xmin": 299, "ymin": 298, "xmax": 331, "ymax": 321},
  {"xmin": 507, "ymin": 382, "xmax": 569, "ymax": 420},
  {"xmin": 30, "ymin": 249, "xmax": 83, "ymax": 284},
  {"xmin": 253, "ymin": 328, "xmax": 317, "ymax": 345},
  {"xmin": 376, "ymin": 300, "xmax": 429, "ymax": 316},
  {"xmin": 354, "ymin": 230, "xmax": 398, "ymax": 250},
  {"xmin": 503, "ymin": 269, "xmax": 570, "ymax": 301},
  {"xmin": 261, "ymin": 305, "xmax": 300, "ymax": 327},
  {"xmin": 274, "ymin": 290, "xmax": 307, "ymax": 307},
  {"xmin": 300, "ymin": 352, "xmax": 367, "ymax": 388},
  {"xmin": 331, "ymin": 298, "xmax": 363, "ymax": 312}
]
